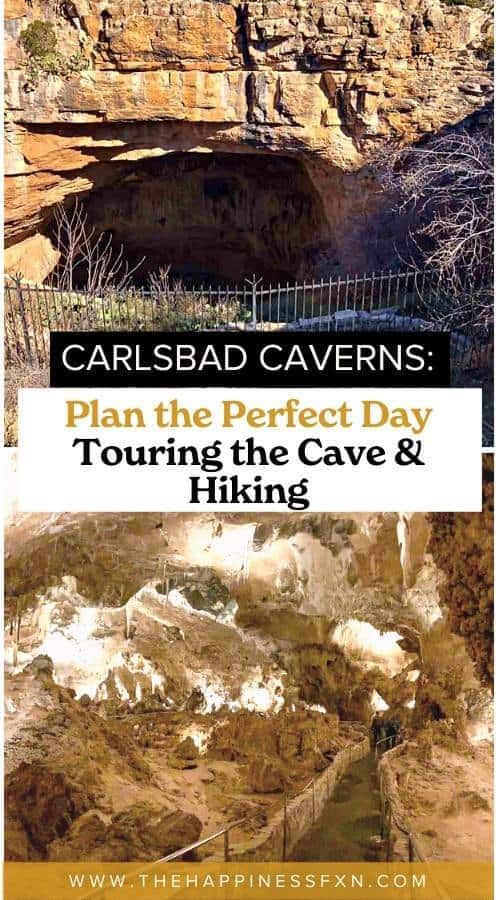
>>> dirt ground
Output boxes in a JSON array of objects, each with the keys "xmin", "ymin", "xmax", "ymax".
[
  {"xmin": 5, "ymin": 660, "xmax": 362, "ymax": 861},
  {"xmin": 99, "ymin": 712, "xmax": 284, "ymax": 856},
  {"xmin": 3, "ymin": 672, "xmax": 265, "ymax": 859},
  {"xmin": 391, "ymin": 741, "xmax": 493, "ymax": 861},
  {"xmin": 103, "ymin": 712, "xmax": 363, "ymax": 858}
]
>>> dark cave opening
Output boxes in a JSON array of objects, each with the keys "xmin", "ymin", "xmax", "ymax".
[{"xmin": 68, "ymin": 151, "xmax": 331, "ymax": 286}]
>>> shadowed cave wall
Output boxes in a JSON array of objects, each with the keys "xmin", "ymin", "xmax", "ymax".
[{"xmin": 78, "ymin": 151, "xmax": 332, "ymax": 284}]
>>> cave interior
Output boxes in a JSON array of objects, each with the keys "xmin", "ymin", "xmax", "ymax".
[{"xmin": 47, "ymin": 151, "xmax": 332, "ymax": 286}]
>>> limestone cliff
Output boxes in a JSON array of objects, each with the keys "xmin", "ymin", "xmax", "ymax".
[{"xmin": 4, "ymin": 0, "xmax": 493, "ymax": 280}]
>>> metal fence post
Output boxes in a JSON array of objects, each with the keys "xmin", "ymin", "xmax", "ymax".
[
  {"xmin": 251, "ymin": 276, "xmax": 258, "ymax": 329},
  {"xmin": 385, "ymin": 803, "xmax": 392, "ymax": 861},
  {"xmin": 243, "ymin": 274, "xmax": 263, "ymax": 329},
  {"xmin": 15, "ymin": 279, "xmax": 34, "ymax": 366},
  {"xmin": 4, "ymin": 271, "xmax": 492, "ymax": 362}
]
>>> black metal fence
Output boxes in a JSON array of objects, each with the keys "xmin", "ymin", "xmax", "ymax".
[{"xmin": 4, "ymin": 270, "xmax": 493, "ymax": 372}]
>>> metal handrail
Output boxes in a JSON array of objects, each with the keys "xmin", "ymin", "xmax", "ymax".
[
  {"xmin": 150, "ymin": 729, "xmax": 366, "ymax": 865},
  {"xmin": 80, "ymin": 733, "xmax": 369, "ymax": 900},
  {"xmin": 376, "ymin": 733, "xmax": 400, "ymax": 752},
  {"xmin": 4, "ymin": 268, "xmax": 436, "ymax": 296},
  {"xmin": 79, "ymin": 817, "xmax": 248, "ymax": 900},
  {"xmin": 377, "ymin": 742, "xmax": 438, "ymax": 869},
  {"xmin": 5, "ymin": 270, "xmax": 492, "ymax": 370}
]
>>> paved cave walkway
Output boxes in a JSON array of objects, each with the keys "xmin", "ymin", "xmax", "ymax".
[{"xmin": 292, "ymin": 753, "xmax": 384, "ymax": 862}]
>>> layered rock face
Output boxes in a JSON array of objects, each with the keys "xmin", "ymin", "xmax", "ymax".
[{"xmin": 5, "ymin": 0, "xmax": 493, "ymax": 280}]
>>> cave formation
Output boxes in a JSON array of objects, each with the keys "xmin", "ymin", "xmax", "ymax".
[
  {"xmin": 4, "ymin": 509, "xmax": 493, "ymax": 864},
  {"xmin": 429, "ymin": 456, "xmax": 494, "ymax": 686}
]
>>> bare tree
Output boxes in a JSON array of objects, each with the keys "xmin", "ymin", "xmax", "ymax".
[
  {"xmin": 52, "ymin": 199, "xmax": 144, "ymax": 293},
  {"xmin": 377, "ymin": 126, "xmax": 493, "ymax": 329}
]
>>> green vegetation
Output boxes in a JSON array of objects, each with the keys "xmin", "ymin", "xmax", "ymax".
[
  {"xmin": 20, "ymin": 20, "xmax": 88, "ymax": 88},
  {"xmin": 20, "ymin": 20, "xmax": 57, "ymax": 57}
]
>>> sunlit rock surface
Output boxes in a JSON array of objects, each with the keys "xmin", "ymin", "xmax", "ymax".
[{"xmin": 4, "ymin": 0, "xmax": 493, "ymax": 279}]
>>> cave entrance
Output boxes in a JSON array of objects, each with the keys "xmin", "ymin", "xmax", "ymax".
[{"xmin": 75, "ymin": 151, "xmax": 331, "ymax": 286}]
